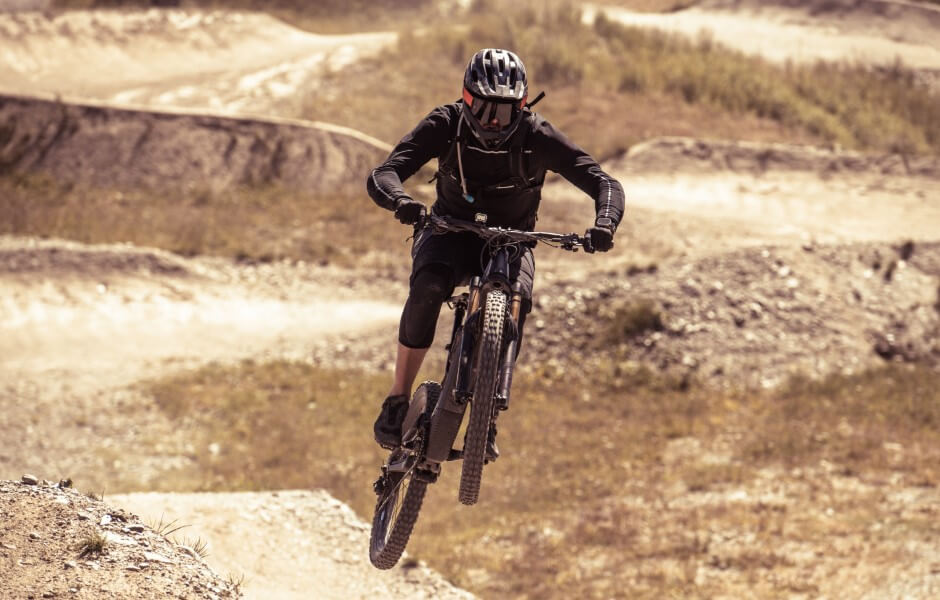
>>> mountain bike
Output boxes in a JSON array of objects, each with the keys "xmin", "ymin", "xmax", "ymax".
[{"xmin": 369, "ymin": 213, "xmax": 594, "ymax": 569}]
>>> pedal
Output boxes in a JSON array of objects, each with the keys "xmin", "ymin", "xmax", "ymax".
[
  {"xmin": 415, "ymin": 465, "xmax": 440, "ymax": 484},
  {"xmin": 446, "ymin": 448, "xmax": 464, "ymax": 461}
]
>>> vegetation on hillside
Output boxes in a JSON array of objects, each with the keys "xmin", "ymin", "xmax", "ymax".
[
  {"xmin": 307, "ymin": 1, "xmax": 938, "ymax": 159},
  {"xmin": 140, "ymin": 359, "xmax": 940, "ymax": 598}
]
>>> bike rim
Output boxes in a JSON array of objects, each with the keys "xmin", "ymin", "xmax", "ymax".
[{"xmin": 378, "ymin": 471, "xmax": 411, "ymax": 545}]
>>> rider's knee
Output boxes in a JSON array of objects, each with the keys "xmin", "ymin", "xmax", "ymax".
[
  {"xmin": 409, "ymin": 263, "xmax": 454, "ymax": 305},
  {"xmin": 399, "ymin": 264, "xmax": 455, "ymax": 348}
]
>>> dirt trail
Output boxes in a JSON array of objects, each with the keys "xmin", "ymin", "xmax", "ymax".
[
  {"xmin": 0, "ymin": 237, "xmax": 402, "ymax": 390},
  {"xmin": 0, "ymin": 10, "xmax": 397, "ymax": 116},
  {"xmin": 585, "ymin": 0, "xmax": 940, "ymax": 75}
]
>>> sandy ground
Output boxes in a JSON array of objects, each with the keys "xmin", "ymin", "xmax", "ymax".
[
  {"xmin": 0, "ymin": 10, "xmax": 396, "ymax": 116},
  {"xmin": 1, "ymin": 3, "xmax": 939, "ymax": 599},
  {"xmin": 585, "ymin": 0, "xmax": 940, "ymax": 72},
  {"xmin": 109, "ymin": 490, "xmax": 474, "ymax": 600},
  {"xmin": 0, "ymin": 237, "xmax": 404, "ymax": 391}
]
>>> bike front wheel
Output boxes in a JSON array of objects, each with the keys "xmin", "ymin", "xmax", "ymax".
[{"xmin": 458, "ymin": 289, "xmax": 506, "ymax": 505}]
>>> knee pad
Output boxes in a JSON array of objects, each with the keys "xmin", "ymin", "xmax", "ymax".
[{"xmin": 399, "ymin": 264, "xmax": 455, "ymax": 349}]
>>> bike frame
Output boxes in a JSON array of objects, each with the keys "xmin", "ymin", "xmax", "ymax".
[{"xmin": 397, "ymin": 215, "xmax": 593, "ymax": 479}]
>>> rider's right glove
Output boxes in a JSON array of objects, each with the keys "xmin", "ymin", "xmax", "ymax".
[
  {"xmin": 587, "ymin": 220, "xmax": 615, "ymax": 252},
  {"xmin": 393, "ymin": 196, "xmax": 427, "ymax": 225}
]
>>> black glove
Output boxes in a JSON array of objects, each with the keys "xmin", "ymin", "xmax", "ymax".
[
  {"xmin": 393, "ymin": 197, "xmax": 426, "ymax": 225},
  {"xmin": 587, "ymin": 224, "xmax": 615, "ymax": 253}
]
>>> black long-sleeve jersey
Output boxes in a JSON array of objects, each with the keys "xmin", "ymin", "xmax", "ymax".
[{"xmin": 367, "ymin": 102, "xmax": 624, "ymax": 231}]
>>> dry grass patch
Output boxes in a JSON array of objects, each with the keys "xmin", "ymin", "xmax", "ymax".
[
  {"xmin": 0, "ymin": 174, "xmax": 415, "ymax": 267},
  {"xmin": 143, "ymin": 360, "xmax": 391, "ymax": 497},
  {"xmin": 605, "ymin": 299, "xmax": 666, "ymax": 341},
  {"xmin": 75, "ymin": 529, "xmax": 109, "ymax": 558},
  {"xmin": 740, "ymin": 367, "xmax": 940, "ymax": 479},
  {"xmin": 46, "ymin": 1, "xmax": 940, "ymax": 158},
  {"xmin": 137, "ymin": 357, "xmax": 940, "ymax": 598}
]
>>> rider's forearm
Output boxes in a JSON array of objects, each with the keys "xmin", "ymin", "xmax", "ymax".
[
  {"xmin": 367, "ymin": 107, "xmax": 451, "ymax": 212},
  {"xmin": 560, "ymin": 163, "xmax": 625, "ymax": 228},
  {"xmin": 593, "ymin": 172, "xmax": 625, "ymax": 229},
  {"xmin": 367, "ymin": 165, "xmax": 413, "ymax": 211}
]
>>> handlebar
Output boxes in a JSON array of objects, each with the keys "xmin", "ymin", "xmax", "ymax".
[{"xmin": 421, "ymin": 214, "xmax": 596, "ymax": 253}]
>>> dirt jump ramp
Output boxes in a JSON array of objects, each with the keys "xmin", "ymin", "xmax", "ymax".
[{"xmin": 0, "ymin": 92, "xmax": 390, "ymax": 193}]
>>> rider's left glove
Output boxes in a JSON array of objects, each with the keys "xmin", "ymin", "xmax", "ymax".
[
  {"xmin": 394, "ymin": 196, "xmax": 427, "ymax": 226},
  {"xmin": 587, "ymin": 221, "xmax": 615, "ymax": 252}
]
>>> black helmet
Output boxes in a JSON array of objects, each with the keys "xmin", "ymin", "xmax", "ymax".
[{"xmin": 461, "ymin": 48, "xmax": 529, "ymax": 148}]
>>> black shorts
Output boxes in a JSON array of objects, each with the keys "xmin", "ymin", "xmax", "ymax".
[{"xmin": 410, "ymin": 228, "xmax": 535, "ymax": 299}]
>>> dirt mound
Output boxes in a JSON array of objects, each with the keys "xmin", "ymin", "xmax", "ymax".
[
  {"xmin": 110, "ymin": 490, "xmax": 476, "ymax": 600},
  {"xmin": 0, "ymin": 477, "xmax": 241, "ymax": 599},
  {"xmin": 616, "ymin": 136, "xmax": 940, "ymax": 178},
  {"xmin": 701, "ymin": 0, "xmax": 940, "ymax": 40},
  {"xmin": 716, "ymin": 0, "xmax": 940, "ymax": 58},
  {"xmin": 0, "ymin": 235, "xmax": 193, "ymax": 277},
  {"xmin": 0, "ymin": 93, "xmax": 389, "ymax": 192},
  {"xmin": 530, "ymin": 240, "xmax": 940, "ymax": 389},
  {"xmin": 589, "ymin": 0, "xmax": 940, "ymax": 79}
]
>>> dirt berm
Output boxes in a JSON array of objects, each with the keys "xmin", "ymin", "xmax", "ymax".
[
  {"xmin": 701, "ymin": 0, "xmax": 940, "ymax": 41},
  {"xmin": 616, "ymin": 136, "xmax": 940, "ymax": 177},
  {"xmin": 0, "ymin": 92, "xmax": 390, "ymax": 193}
]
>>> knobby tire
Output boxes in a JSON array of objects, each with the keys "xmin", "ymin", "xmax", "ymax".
[
  {"xmin": 369, "ymin": 383, "xmax": 440, "ymax": 569},
  {"xmin": 369, "ymin": 472, "xmax": 427, "ymax": 569},
  {"xmin": 458, "ymin": 290, "xmax": 506, "ymax": 505}
]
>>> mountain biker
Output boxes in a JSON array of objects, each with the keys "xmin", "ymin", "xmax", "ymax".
[{"xmin": 367, "ymin": 48, "xmax": 625, "ymax": 458}]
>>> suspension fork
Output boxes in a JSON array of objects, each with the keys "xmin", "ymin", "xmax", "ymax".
[
  {"xmin": 453, "ymin": 276, "xmax": 482, "ymax": 404},
  {"xmin": 496, "ymin": 281, "xmax": 524, "ymax": 411},
  {"xmin": 444, "ymin": 294, "xmax": 468, "ymax": 375}
]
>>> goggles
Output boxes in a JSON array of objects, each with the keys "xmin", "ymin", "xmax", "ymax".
[{"xmin": 463, "ymin": 89, "xmax": 524, "ymax": 130}]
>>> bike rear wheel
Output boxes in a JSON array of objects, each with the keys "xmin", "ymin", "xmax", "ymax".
[
  {"xmin": 369, "ymin": 465, "xmax": 428, "ymax": 569},
  {"xmin": 458, "ymin": 290, "xmax": 506, "ymax": 505},
  {"xmin": 369, "ymin": 382, "xmax": 439, "ymax": 569}
]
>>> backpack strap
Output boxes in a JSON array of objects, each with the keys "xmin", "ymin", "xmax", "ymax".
[
  {"xmin": 429, "ymin": 115, "xmax": 466, "ymax": 183},
  {"xmin": 507, "ymin": 112, "xmax": 535, "ymax": 188}
]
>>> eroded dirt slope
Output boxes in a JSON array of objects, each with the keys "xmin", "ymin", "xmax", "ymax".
[
  {"xmin": 0, "ymin": 93, "xmax": 390, "ymax": 192},
  {"xmin": 0, "ymin": 478, "xmax": 241, "ymax": 600}
]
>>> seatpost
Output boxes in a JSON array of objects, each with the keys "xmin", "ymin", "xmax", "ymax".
[{"xmin": 496, "ymin": 282, "xmax": 524, "ymax": 410}]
